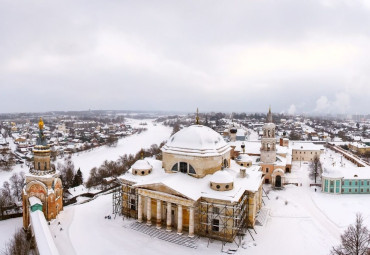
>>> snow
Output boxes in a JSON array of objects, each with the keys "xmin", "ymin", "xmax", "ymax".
[
  {"xmin": 123, "ymin": 158, "xmax": 262, "ymax": 201},
  {"xmin": 209, "ymin": 170, "xmax": 234, "ymax": 183},
  {"xmin": 0, "ymin": 217, "xmax": 22, "ymax": 251},
  {"xmin": 57, "ymin": 119, "xmax": 171, "ymax": 180},
  {"xmin": 162, "ymin": 125, "xmax": 231, "ymax": 157},
  {"xmin": 30, "ymin": 210, "xmax": 59, "ymax": 255},
  {"xmin": 67, "ymin": 185, "xmax": 101, "ymax": 198},
  {"xmin": 29, "ymin": 197, "xmax": 42, "ymax": 206},
  {"xmin": 132, "ymin": 159, "xmax": 152, "ymax": 170}
]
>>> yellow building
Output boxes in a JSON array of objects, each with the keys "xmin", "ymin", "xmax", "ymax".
[
  {"xmin": 117, "ymin": 123, "xmax": 264, "ymax": 243},
  {"xmin": 349, "ymin": 142, "xmax": 370, "ymax": 155}
]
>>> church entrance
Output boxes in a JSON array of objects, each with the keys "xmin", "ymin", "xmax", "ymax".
[{"xmin": 275, "ymin": 175, "xmax": 282, "ymax": 187}]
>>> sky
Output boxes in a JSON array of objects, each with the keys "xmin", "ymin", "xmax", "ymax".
[{"xmin": 1, "ymin": 0, "xmax": 370, "ymax": 115}]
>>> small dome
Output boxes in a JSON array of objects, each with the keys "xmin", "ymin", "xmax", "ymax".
[
  {"xmin": 132, "ymin": 160, "xmax": 152, "ymax": 176},
  {"xmin": 210, "ymin": 170, "xmax": 234, "ymax": 191},
  {"xmin": 132, "ymin": 160, "xmax": 152, "ymax": 170},
  {"xmin": 236, "ymin": 154, "xmax": 252, "ymax": 163},
  {"xmin": 210, "ymin": 170, "xmax": 234, "ymax": 183}
]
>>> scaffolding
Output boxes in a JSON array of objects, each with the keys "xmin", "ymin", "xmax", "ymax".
[
  {"xmin": 112, "ymin": 186, "xmax": 122, "ymax": 218},
  {"xmin": 121, "ymin": 183, "xmax": 138, "ymax": 219},
  {"xmin": 198, "ymin": 191, "xmax": 250, "ymax": 251}
]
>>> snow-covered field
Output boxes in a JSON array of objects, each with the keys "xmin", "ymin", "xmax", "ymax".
[
  {"xmin": 0, "ymin": 217, "xmax": 22, "ymax": 252},
  {"xmin": 56, "ymin": 119, "xmax": 171, "ymax": 179}
]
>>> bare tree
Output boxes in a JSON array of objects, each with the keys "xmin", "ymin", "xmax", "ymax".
[
  {"xmin": 1, "ymin": 181, "xmax": 13, "ymax": 204},
  {"xmin": 3, "ymin": 228, "xmax": 31, "ymax": 255},
  {"xmin": 9, "ymin": 172, "xmax": 25, "ymax": 201},
  {"xmin": 331, "ymin": 213, "xmax": 370, "ymax": 255},
  {"xmin": 309, "ymin": 155, "xmax": 322, "ymax": 184}
]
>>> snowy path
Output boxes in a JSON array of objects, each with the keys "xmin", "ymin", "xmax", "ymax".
[{"xmin": 49, "ymin": 206, "xmax": 77, "ymax": 255}]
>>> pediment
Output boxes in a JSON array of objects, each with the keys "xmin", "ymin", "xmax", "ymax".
[{"xmin": 134, "ymin": 183, "xmax": 193, "ymax": 201}]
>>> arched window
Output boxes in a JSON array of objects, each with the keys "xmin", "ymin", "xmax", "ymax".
[
  {"xmin": 189, "ymin": 164, "xmax": 196, "ymax": 174},
  {"xmin": 38, "ymin": 162, "xmax": 41, "ymax": 170},
  {"xmin": 223, "ymin": 159, "xmax": 228, "ymax": 168},
  {"xmin": 171, "ymin": 163, "xmax": 178, "ymax": 172},
  {"xmin": 44, "ymin": 162, "xmax": 47, "ymax": 170}
]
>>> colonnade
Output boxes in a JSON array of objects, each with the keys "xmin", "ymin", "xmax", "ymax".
[{"xmin": 137, "ymin": 195, "xmax": 194, "ymax": 237}]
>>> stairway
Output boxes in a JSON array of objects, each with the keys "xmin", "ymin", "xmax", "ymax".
[
  {"xmin": 130, "ymin": 222, "xmax": 198, "ymax": 249},
  {"xmin": 255, "ymin": 208, "xmax": 270, "ymax": 226}
]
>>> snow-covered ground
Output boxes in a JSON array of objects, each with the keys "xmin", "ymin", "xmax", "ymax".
[
  {"xmin": 1, "ymin": 137, "xmax": 370, "ymax": 255},
  {"xmin": 0, "ymin": 217, "xmax": 22, "ymax": 251},
  {"xmin": 56, "ymin": 119, "xmax": 171, "ymax": 179}
]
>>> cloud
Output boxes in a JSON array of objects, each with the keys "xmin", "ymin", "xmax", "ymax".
[
  {"xmin": 288, "ymin": 104, "xmax": 297, "ymax": 115},
  {"xmin": 0, "ymin": 0, "xmax": 369, "ymax": 113}
]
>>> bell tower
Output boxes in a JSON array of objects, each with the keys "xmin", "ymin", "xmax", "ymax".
[
  {"xmin": 260, "ymin": 107, "xmax": 276, "ymax": 164},
  {"xmin": 22, "ymin": 118, "xmax": 63, "ymax": 229}
]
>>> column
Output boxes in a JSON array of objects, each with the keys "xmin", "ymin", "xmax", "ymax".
[
  {"xmin": 188, "ymin": 207, "xmax": 194, "ymax": 238},
  {"xmin": 156, "ymin": 199, "xmax": 162, "ymax": 229},
  {"xmin": 177, "ymin": 205, "xmax": 183, "ymax": 235},
  {"xmin": 137, "ymin": 195, "xmax": 143, "ymax": 223},
  {"xmin": 166, "ymin": 202, "xmax": 172, "ymax": 231},
  {"xmin": 146, "ymin": 197, "xmax": 152, "ymax": 226}
]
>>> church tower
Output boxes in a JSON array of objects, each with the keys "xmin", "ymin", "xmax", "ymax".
[
  {"xmin": 22, "ymin": 118, "xmax": 63, "ymax": 229},
  {"xmin": 260, "ymin": 107, "xmax": 276, "ymax": 164}
]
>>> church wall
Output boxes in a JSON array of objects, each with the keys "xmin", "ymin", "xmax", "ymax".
[{"xmin": 162, "ymin": 151, "xmax": 230, "ymax": 178}]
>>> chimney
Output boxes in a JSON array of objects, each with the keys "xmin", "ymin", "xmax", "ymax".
[{"xmin": 240, "ymin": 168, "xmax": 246, "ymax": 178}]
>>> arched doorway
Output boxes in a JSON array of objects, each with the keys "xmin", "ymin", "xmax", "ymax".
[{"xmin": 275, "ymin": 175, "xmax": 282, "ymax": 187}]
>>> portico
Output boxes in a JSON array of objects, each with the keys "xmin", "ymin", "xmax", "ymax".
[{"xmin": 137, "ymin": 189, "xmax": 196, "ymax": 237}]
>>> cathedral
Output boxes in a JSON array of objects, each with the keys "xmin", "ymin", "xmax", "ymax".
[
  {"xmin": 117, "ymin": 113, "xmax": 264, "ymax": 243},
  {"xmin": 22, "ymin": 118, "xmax": 63, "ymax": 229}
]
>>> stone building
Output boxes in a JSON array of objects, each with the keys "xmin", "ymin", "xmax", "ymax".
[
  {"xmin": 22, "ymin": 118, "xmax": 63, "ymax": 229},
  {"xmin": 117, "ymin": 122, "xmax": 264, "ymax": 243}
]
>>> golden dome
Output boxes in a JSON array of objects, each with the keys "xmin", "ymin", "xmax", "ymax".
[{"xmin": 38, "ymin": 117, "xmax": 44, "ymax": 130}]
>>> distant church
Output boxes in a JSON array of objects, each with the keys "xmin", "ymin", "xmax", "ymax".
[
  {"xmin": 226, "ymin": 107, "xmax": 292, "ymax": 188},
  {"xmin": 22, "ymin": 118, "xmax": 63, "ymax": 229}
]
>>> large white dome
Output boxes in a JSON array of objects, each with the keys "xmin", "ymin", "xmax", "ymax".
[{"xmin": 162, "ymin": 125, "xmax": 231, "ymax": 157}]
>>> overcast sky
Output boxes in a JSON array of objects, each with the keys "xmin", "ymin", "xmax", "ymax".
[{"xmin": 1, "ymin": 0, "xmax": 370, "ymax": 115}]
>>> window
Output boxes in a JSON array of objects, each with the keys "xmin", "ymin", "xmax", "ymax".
[
  {"xmin": 171, "ymin": 163, "xmax": 178, "ymax": 172},
  {"xmin": 130, "ymin": 189, "xmax": 136, "ymax": 195},
  {"xmin": 44, "ymin": 162, "xmax": 47, "ymax": 169},
  {"xmin": 38, "ymin": 162, "xmax": 41, "ymax": 170},
  {"xmin": 266, "ymin": 168, "xmax": 269, "ymax": 173},
  {"xmin": 225, "ymin": 184, "xmax": 229, "ymax": 189},
  {"xmin": 311, "ymin": 152, "xmax": 312, "ymax": 154},
  {"xmin": 368, "ymin": 181, "xmax": 370, "ymax": 185},
  {"xmin": 216, "ymin": 185, "xmax": 220, "ymax": 189},
  {"xmin": 355, "ymin": 189, "xmax": 357, "ymax": 192},
  {"xmin": 180, "ymin": 162, "xmax": 187, "ymax": 173},
  {"xmin": 349, "ymin": 181, "xmax": 352, "ymax": 185},
  {"xmin": 141, "ymin": 171, "xmax": 145, "ymax": 175},
  {"xmin": 213, "ymin": 207, "xmax": 220, "ymax": 214},
  {"xmin": 212, "ymin": 219, "xmax": 220, "ymax": 232},
  {"xmin": 355, "ymin": 181, "xmax": 358, "ymax": 185},
  {"xmin": 349, "ymin": 189, "xmax": 352, "ymax": 192},
  {"xmin": 189, "ymin": 165, "xmax": 196, "ymax": 174},
  {"xmin": 135, "ymin": 170, "xmax": 137, "ymax": 174},
  {"xmin": 361, "ymin": 189, "xmax": 363, "ymax": 192},
  {"xmin": 130, "ymin": 199, "xmax": 136, "ymax": 210}
]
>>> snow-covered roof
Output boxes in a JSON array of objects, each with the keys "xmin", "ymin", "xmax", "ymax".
[
  {"xmin": 291, "ymin": 142, "xmax": 324, "ymax": 151},
  {"xmin": 322, "ymin": 166, "xmax": 370, "ymax": 179},
  {"xmin": 132, "ymin": 159, "xmax": 152, "ymax": 170},
  {"xmin": 30, "ymin": 210, "xmax": 60, "ymax": 255},
  {"xmin": 162, "ymin": 125, "xmax": 231, "ymax": 157},
  {"xmin": 210, "ymin": 170, "xmax": 234, "ymax": 183},
  {"xmin": 236, "ymin": 154, "xmax": 253, "ymax": 162},
  {"xmin": 29, "ymin": 196, "xmax": 42, "ymax": 206},
  {"xmin": 120, "ymin": 158, "xmax": 263, "ymax": 202}
]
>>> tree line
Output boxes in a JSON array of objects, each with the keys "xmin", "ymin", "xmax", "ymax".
[{"xmin": 86, "ymin": 142, "xmax": 165, "ymax": 189}]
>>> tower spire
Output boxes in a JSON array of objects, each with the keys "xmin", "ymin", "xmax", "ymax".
[
  {"xmin": 267, "ymin": 106, "xmax": 273, "ymax": 123},
  {"xmin": 196, "ymin": 108, "xmax": 199, "ymax": 125}
]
